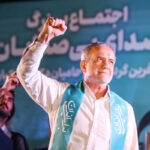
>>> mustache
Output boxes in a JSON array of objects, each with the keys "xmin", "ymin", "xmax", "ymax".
[{"xmin": 0, "ymin": 103, "xmax": 8, "ymax": 109}]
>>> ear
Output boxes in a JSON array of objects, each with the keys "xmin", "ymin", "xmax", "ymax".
[{"xmin": 80, "ymin": 60, "xmax": 87, "ymax": 73}]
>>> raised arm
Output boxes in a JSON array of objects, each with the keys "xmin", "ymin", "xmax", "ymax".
[
  {"xmin": 2, "ymin": 72, "xmax": 21, "ymax": 91},
  {"xmin": 17, "ymin": 17, "xmax": 68, "ymax": 112},
  {"xmin": 37, "ymin": 17, "xmax": 67, "ymax": 44}
]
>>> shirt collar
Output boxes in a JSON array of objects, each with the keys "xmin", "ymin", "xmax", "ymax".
[
  {"xmin": 1, "ymin": 124, "xmax": 12, "ymax": 138},
  {"xmin": 83, "ymin": 81, "xmax": 110, "ymax": 102}
]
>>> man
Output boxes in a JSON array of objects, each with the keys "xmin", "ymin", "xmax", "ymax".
[
  {"xmin": 17, "ymin": 17, "xmax": 139, "ymax": 150},
  {"xmin": 0, "ymin": 73, "xmax": 29, "ymax": 150}
]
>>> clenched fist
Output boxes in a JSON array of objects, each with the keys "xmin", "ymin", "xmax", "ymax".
[
  {"xmin": 2, "ymin": 72, "xmax": 21, "ymax": 91},
  {"xmin": 37, "ymin": 17, "xmax": 67, "ymax": 44}
]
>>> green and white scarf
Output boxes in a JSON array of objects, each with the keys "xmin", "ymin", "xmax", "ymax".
[{"xmin": 51, "ymin": 81, "xmax": 128, "ymax": 150}]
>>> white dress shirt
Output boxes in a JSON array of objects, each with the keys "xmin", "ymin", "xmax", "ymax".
[{"xmin": 17, "ymin": 41, "xmax": 139, "ymax": 150}]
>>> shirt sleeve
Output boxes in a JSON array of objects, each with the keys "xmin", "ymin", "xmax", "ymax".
[
  {"xmin": 17, "ymin": 41, "xmax": 68, "ymax": 113},
  {"xmin": 124, "ymin": 103, "xmax": 139, "ymax": 150}
]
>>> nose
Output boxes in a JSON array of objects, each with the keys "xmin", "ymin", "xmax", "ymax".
[
  {"xmin": 0, "ymin": 95, "xmax": 7, "ymax": 104},
  {"xmin": 102, "ymin": 59, "xmax": 109, "ymax": 69}
]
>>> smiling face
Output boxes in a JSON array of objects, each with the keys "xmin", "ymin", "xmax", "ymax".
[
  {"xmin": 80, "ymin": 44, "xmax": 116, "ymax": 86},
  {"xmin": 0, "ymin": 89, "xmax": 14, "ymax": 118}
]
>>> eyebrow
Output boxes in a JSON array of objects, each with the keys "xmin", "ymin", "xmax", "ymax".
[{"xmin": 97, "ymin": 56, "xmax": 116, "ymax": 61}]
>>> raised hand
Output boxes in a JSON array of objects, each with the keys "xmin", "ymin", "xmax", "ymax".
[
  {"xmin": 2, "ymin": 72, "xmax": 21, "ymax": 91},
  {"xmin": 37, "ymin": 17, "xmax": 67, "ymax": 44}
]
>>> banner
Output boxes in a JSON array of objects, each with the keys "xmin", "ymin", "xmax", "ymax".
[{"xmin": 0, "ymin": 0, "xmax": 150, "ymax": 149}]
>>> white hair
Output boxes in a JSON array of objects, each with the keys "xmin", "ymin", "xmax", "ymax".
[{"xmin": 81, "ymin": 42, "xmax": 114, "ymax": 61}]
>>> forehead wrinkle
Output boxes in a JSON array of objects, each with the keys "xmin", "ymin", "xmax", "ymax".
[{"xmin": 88, "ymin": 45, "xmax": 116, "ymax": 61}]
